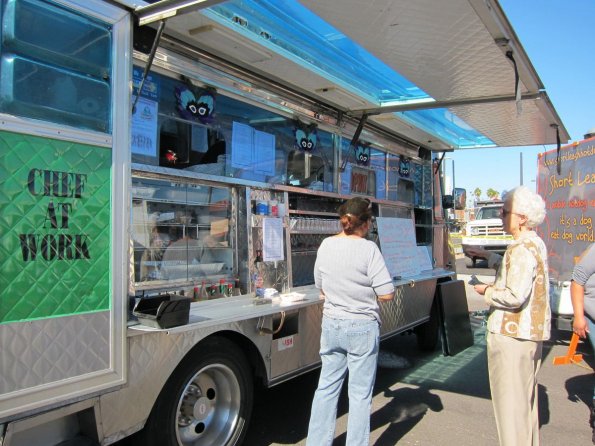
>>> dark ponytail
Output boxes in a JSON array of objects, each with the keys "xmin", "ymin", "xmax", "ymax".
[{"xmin": 338, "ymin": 198, "xmax": 372, "ymax": 235}]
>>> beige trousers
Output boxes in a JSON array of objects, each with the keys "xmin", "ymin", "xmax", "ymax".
[{"xmin": 487, "ymin": 332, "xmax": 542, "ymax": 446}]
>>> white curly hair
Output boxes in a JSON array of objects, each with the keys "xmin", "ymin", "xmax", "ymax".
[{"xmin": 504, "ymin": 185, "xmax": 546, "ymax": 228}]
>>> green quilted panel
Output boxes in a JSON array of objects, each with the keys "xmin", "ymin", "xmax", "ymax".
[{"xmin": 0, "ymin": 131, "xmax": 111, "ymax": 323}]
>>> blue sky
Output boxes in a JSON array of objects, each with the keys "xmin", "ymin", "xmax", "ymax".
[{"xmin": 449, "ymin": 0, "xmax": 595, "ymax": 202}]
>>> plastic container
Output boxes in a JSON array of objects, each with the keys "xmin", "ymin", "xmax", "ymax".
[
  {"xmin": 255, "ymin": 200, "xmax": 268, "ymax": 215},
  {"xmin": 269, "ymin": 200, "xmax": 278, "ymax": 216},
  {"xmin": 133, "ymin": 294, "xmax": 191, "ymax": 329}
]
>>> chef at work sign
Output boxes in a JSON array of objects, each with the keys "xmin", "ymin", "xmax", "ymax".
[{"xmin": 0, "ymin": 131, "xmax": 111, "ymax": 324}]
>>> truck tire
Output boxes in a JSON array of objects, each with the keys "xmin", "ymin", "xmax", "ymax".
[
  {"xmin": 140, "ymin": 337, "xmax": 253, "ymax": 446},
  {"xmin": 414, "ymin": 298, "xmax": 440, "ymax": 351}
]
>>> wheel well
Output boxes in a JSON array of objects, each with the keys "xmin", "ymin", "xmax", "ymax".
[{"xmin": 190, "ymin": 331, "xmax": 268, "ymax": 387}]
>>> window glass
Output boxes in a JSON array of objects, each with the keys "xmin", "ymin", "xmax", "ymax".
[
  {"xmin": 387, "ymin": 154, "xmax": 414, "ymax": 203},
  {"xmin": 412, "ymin": 161, "xmax": 432, "ymax": 207},
  {"xmin": 132, "ymin": 69, "xmax": 336, "ymax": 191},
  {"xmin": 0, "ymin": 0, "xmax": 112, "ymax": 132},
  {"xmin": 131, "ymin": 177, "xmax": 233, "ymax": 288},
  {"xmin": 339, "ymin": 138, "xmax": 380, "ymax": 198},
  {"xmin": 370, "ymin": 148, "xmax": 386, "ymax": 199}
]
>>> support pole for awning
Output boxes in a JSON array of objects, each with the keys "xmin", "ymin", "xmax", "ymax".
[
  {"xmin": 340, "ymin": 114, "xmax": 368, "ymax": 172},
  {"xmin": 132, "ymin": 20, "xmax": 166, "ymax": 114},
  {"xmin": 350, "ymin": 92, "xmax": 543, "ymax": 117}
]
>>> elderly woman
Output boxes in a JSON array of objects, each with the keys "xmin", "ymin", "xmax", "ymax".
[{"xmin": 467, "ymin": 186, "xmax": 550, "ymax": 446}]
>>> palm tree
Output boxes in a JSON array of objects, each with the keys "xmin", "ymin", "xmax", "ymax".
[
  {"xmin": 486, "ymin": 188, "xmax": 500, "ymax": 200},
  {"xmin": 473, "ymin": 188, "xmax": 481, "ymax": 204}
]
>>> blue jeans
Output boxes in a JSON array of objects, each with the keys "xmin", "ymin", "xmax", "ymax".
[{"xmin": 306, "ymin": 316, "xmax": 380, "ymax": 446}]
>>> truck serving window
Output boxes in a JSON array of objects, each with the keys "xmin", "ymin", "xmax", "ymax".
[
  {"xmin": 0, "ymin": 0, "xmax": 112, "ymax": 132},
  {"xmin": 131, "ymin": 68, "xmax": 336, "ymax": 191}
]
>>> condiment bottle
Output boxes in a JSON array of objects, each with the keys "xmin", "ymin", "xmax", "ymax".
[
  {"xmin": 199, "ymin": 281, "xmax": 209, "ymax": 301},
  {"xmin": 227, "ymin": 283, "xmax": 233, "ymax": 297},
  {"xmin": 193, "ymin": 282, "xmax": 199, "ymax": 301}
]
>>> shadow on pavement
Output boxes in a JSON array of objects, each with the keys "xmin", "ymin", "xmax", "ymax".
[
  {"xmin": 368, "ymin": 386, "xmax": 443, "ymax": 446},
  {"xmin": 244, "ymin": 319, "xmax": 491, "ymax": 445}
]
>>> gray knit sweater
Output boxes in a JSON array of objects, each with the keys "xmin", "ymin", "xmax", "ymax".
[{"xmin": 314, "ymin": 236, "xmax": 394, "ymax": 324}]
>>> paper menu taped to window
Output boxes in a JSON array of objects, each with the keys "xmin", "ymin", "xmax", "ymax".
[
  {"xmin": 376, "ymin": 217, "xmax": 421, "ymax": 278},
  {"xmin": 263, "ymin": 217, "xmax": 284, "ymax": 262}
]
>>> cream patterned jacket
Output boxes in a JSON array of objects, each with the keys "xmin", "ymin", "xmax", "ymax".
[{"xmin": 485, "ymin": 231, "xmax": 551, "ymax": 341}]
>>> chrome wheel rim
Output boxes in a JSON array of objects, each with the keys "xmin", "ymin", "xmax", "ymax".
[{"xmin": 175, "ymin": 363, "xmax": 241, "ymax": 445}]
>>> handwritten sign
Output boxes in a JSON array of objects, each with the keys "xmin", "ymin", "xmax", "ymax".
[
  {"xmin": 536, "ymin": 139, "xmax": 595, "ymax": 280},
  {"xmin": 376, "ymin": 217, "xmax": 420, "ymax": 278}
]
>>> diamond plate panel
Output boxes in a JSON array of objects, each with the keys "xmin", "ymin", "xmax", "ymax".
[
  {"xmin": 380, "ymin": 280, "xmax": 436, "ymax": 335},
  {"xmin": 0, "ymin": 312, "xmax": 110, "ymax": 393}
]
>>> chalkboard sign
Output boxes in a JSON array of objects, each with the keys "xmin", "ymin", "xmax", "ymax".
[{"xmin": 376, "ymin": 217, "xmax": 420, "ymax": 278}]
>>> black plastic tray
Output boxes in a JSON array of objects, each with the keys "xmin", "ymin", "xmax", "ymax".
[{"xmin": 133, "ymin": 294, "xmax": 191, "ymax": 329}]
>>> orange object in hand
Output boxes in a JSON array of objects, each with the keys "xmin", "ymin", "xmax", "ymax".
[{"xmin": 553, "ymin": 333, "xmax": 584, "ymax": 365}]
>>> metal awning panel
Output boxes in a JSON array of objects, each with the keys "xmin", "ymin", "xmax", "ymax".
[{"xmin": 135, "ymin": 0, "xmax": 569, "ymax": 149}]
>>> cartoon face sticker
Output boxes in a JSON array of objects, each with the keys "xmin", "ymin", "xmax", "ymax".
[
  {"xmin": 355, "ymin": 143, "xmax": 370, "ymax": 166},
  {"xmin": 175, "ymin": 86, "xmax": 215, "ymax": 124},
  {"xmin": 295, "ymin": 127, "xmax": 318, "ymax": 152},
  {"xmin": 398, "ymin": 156, "xmax": 410, "ymax": 177}
]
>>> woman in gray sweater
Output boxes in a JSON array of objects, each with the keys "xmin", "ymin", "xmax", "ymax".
[{"xmin": 306, "ymin": 197, "xmax": 394, "ymax": 446}]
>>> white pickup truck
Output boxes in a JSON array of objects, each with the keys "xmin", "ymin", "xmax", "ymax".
[{"xmin": 461, "ymin": 201, "xmax": 514, "ymax": 267}]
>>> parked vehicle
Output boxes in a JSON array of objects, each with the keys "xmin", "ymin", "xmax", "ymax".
[
  {"xmin": 462, "ymin": 200, "xmax": 514, "ymax": 267},
  {"xmin": 0, "ymin": 1, "xmax": 568, "ymax": 445}
]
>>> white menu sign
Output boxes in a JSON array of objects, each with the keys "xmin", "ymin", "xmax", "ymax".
[{"xmin": 376, "ymin": 217, "xmax": 420, "ymax": 278}]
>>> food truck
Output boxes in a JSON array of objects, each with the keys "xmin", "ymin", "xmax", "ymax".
[
  {"xmin": 536, "ymin": 133, "xmax": 595, "ymax": 329},
  {"xmin": 0, "ymin": 1, "xmax": 569, "ymax": 445}
]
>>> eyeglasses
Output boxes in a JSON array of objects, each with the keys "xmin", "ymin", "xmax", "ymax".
[{"xmin": 501, "ymin": 208, "xmax": 523, "ymax": 218}]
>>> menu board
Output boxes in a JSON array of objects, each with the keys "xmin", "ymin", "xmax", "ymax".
[
  {"xmin": 376, "ymin": 217, "xmax": 424, "ymax": 278},
  {"xmin": 536, "ymin": 138, "xmax": 595, "ymax": 281}
]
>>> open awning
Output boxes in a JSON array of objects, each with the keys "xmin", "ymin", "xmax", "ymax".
[{"xmin": 133, "ymin": 0, "xmax": 569, "ymax": 151}]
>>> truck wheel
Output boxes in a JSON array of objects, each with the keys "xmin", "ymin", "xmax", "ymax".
[
  {"xmin": 141, "ymin": 337, "xmax": 253, "ymax": 446},
  {"xmin": 414, "ymin": 298, "xmax": 440, "ymax": 351}
]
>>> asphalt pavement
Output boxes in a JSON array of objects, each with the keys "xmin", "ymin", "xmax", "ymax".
[{"xmin": 243, "ymin": 257, "xmax": 594, "ymax": 446}]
